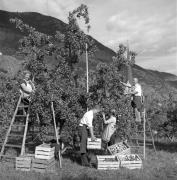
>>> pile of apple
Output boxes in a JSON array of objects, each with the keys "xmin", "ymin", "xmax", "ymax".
[
  {"xmin": 103, "ymin": 157, "xmax": 117, "ymax": 162},
  {"xmin": 121, "ymin": 154, "xmax": 141, "ymax": 161},
  {"xmin": 109, "ymin": 143, "xmax": 128, "ymax": 154}
]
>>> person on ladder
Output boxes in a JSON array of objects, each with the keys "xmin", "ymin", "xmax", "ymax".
[
  {"xmin": 131, "ymin": 78, "xmax": 144, "ymax": 123},
  {"xmin": 19, "ymin": 70, "xmax": 35, "ymax": 114},
  {"xmin": 78, "ymin": 105, "xmax": 101, "ymax": 167}
]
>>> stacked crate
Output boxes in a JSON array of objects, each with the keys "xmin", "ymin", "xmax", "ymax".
[
  {"xmin": 96, "ymin": 155, "xmax": 120, "ymax": 170},
  {"xmin": 16, "ymin": 154, "xmax": 34, "ymax": 171},
  {"xmin": 89, "ymin": 139, "xmax": 142, "ymax": 170},
  {"xmin": 32, "ymin": 143, "xmax": 56, "ymax": 173},
  {"xmin": 118, "ymin": 154, "xmax": 142, "ymax": 169},
  {"xmin": 87, "ymin": 138, "xmax": 102, "ymax": 150},
  {"xmin": 108, "ymin": 142, "xmax": 130, "ymax": 156}
]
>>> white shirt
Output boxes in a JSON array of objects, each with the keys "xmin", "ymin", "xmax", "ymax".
[
  {"xmin": 20, "ymin": 80, "xmax": 34, "ymax": 98},
  {"xmin": 79, "ymin": 110, "xmax": 94, "ymax": 128},
  {"xmin": 134, "ymin": 83, "xmax": 142, "ymax": 96}
]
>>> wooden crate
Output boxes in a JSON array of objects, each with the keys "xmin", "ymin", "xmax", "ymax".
[
  {"xmin": 97, "ymin": 155, "xmax": 120, "ymax": 170},
  {"xmin": 87, "ymin": 138, "xmax": 102, "ymax": 149},
  {"xmin": 32, "ymin": 157, "xmax": 56, "ymax": 173},
  {"xmin": 16, "ymin": 154, "xmax": 34, "ymax": 171},
  {"xmin": 118, "ymin": 154, "xmax": 142, "ymax": 169},
  {"xmin": 35, "ymin": 143, "xmax": 55, "ymax": 160},
  {"xmin": 108, "ymin": 142, "xmax": 130, "ymax": 156}
]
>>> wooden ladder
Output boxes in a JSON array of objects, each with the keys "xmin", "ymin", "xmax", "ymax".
[
  {"xmin": 0, "ymin": 95, "xmax": 30, "ymax": 159},
  {"xmin": 130, "ymin": 110, "xmax": 156, "ymax": 159},
  {"xmin": 51, "ymin": 101, "xmax": 62, "ymax": 168}
]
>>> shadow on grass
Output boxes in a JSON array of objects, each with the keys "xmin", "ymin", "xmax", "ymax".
[
  {"xmin": 155, "ymin": 141, "xmax": 177, "ymax": 153},
  {"xmin": 62, "ymin": 149, "xmax": 81, "ymax": 165},
  {"xmin": 62, "ymin": 148, "xmax": 106, "ymax": 168},
  {"xmin": 135, "ymin": 139, "xmax": 177, "ymax": 153},
  {"xmin": 61, "ymin": 174, "xmax": 98, "ymax": 180}
]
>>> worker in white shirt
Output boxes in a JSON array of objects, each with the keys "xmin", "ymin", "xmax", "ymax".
[
  {"xmin": 78, "ymin": 105, "xmax": 101, "ymax": 167},
  {"xmin": 131, "ymin": 78, "xmax": 143, "ymax": 122}
]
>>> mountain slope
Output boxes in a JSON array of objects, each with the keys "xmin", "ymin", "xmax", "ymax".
[
  {"xmin": 0, "ymin": 10, "xmax": 177, "ymax": 100},
  {"xmin": 0, "ymin": 55, "xmax": 22, "ymax": 77},
  {"xmin": 0, "ymin": 10, "xmax": 115, "ymax": 63}
]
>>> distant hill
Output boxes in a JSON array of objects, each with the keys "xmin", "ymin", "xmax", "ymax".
[
  {"xmin": 0, "ymin": 10, "xmax": 115, "ymax": 63},
  {"xmin": 0, "ymin": 55, "xmax": 22, "ymax": 77},
  {"xmin": 0, "ymin": 10, "xmax": 177, "ymax": 101}
]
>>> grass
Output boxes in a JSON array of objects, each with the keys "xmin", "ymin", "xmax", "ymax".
[{"xmin": 0, "ymin": 142, "xmax": 177, "ymax": 180}]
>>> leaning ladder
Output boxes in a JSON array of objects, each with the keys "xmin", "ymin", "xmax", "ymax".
[
  {"xmin": 0, "ymin": 95, "xmax": 29, "ymax": 158},
  {"xmin": 142, "ymin": 110, "xmax": 156, "ymax": 159},
  {"xmin": 51, "ymin": 101, "xmax": 62, "ymax": 168},
  {"xmin": 131, "ymin": 109, "xmax": 156, "ymax": 159}
]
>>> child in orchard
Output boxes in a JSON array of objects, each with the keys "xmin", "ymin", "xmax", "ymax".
[{"xmin": 102, "ymin": 109, "xmax": 117, "ymax": 147}]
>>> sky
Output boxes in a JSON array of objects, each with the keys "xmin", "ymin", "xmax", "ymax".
[{"xmin": 1, "ymin": 0, "xmax": 177, "ymax": 75}]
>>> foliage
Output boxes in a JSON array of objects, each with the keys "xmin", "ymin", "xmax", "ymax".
[
  {"xmin": 0, "ymin": 73, "xmax": 19, "ymax": 141},
  {"xmin": 9, "ymin": 4, "xmax": 96, "ymax": 144},
  {"xmin": 147, "ymin": 93, "xmax": 177, "ymax": 141},
  {"xmin": 162, "ymin": 95, "xmax": 177, "ymax": 141},
  {"xmin": 1, "ymin": 10, "xmax": 138, "ymax": 145},
  {"xmin": 3, "ymin": 4, "xmax": 174, "ymax": 147},
  {"xmin": 87, "ymin": 44, "xmax": 136, "ymax": 139}
]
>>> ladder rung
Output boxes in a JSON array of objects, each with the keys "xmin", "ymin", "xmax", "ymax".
[
  {"xmin": 137, "ymin": 139, "xmax": 152, "ymax": 141},
  {"xmin": 131, "ymin": 137, "xmax": 142, "ymax": 140},
  {"xmin": 131, "ymin": 146, "xmax": 143, "ymax": 148},
  {"xmin": 18, "ymin": 105, "xmax": 29, "ymax": 108},
  {"xmin": 4, "ymin": 144, "xmax": 22, "ymax": 148},
  {"xmin": 15, "ymin": 115, "xmax": 27, "ymax": 117},
  {"xmin": 144, "ymin": 139, "xmax": 153, "ymax": 141},
  {"xmin": 137, "ymin": 131, "xmax": 150, "ymax": 133},
  {"xmin": 12, "ymin": 124, "xmax": 26, "ymax": 127},
  {"xmin": 8, "ymin": 134, "xmax": 24, "ymax": 137},
  {"xmin": 0, "ymin": 155, "xmax": 16, "ymax": 158},
  {"xmin": 139, "ymin": 143, "xmax": 152, "ymax": 146}
]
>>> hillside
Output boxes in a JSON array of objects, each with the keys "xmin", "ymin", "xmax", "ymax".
[
  {"xmin": 0, "ymin": 10, "xmax": 177, "ymax": 100},
  {"xmin": 0, "ymin": 55, "xmax": 22, "ymax": 77},
  {"xmin": 0, "ymin": 10, "xmax": 115, "ymax": 63}
]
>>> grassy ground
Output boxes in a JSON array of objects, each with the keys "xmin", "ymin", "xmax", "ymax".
[{"xmin": 0, "ymin": 143, "xmax": 177, "ymax": 180}]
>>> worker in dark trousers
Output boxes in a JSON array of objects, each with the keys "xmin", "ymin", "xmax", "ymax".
[{"xmin": 78, "ymin": 105, "xmax": 101, "ymax": 167}]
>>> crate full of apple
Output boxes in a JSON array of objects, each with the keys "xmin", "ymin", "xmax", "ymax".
[
  {"xmin": 118, "ymin": 154, "xmax": 142, "ymax": 169},
  {"xmin": 108, "ymin": 142, "xmax": 130, "ymax": 156}
]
